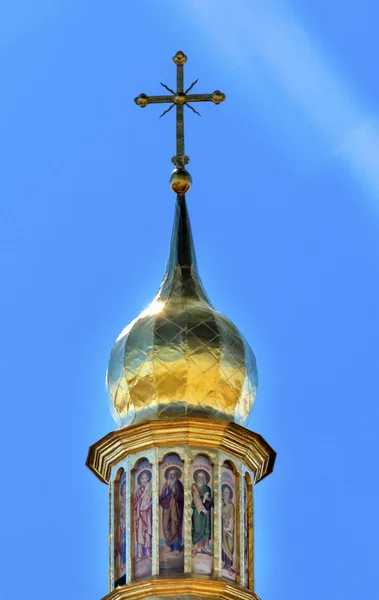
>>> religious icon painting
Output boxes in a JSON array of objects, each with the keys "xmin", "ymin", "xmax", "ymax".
[
  {"xmin": 191, "ymin": 455, "xmax": 214, "ymax": 575},
  {"xmin": 158, "ymin": 453, "xmax": 184, "ymax": 574},
  {"xmin": 221, "ymin": 461, "xmax": 237, "ymax": 582},
  {"xmin": 133, "ymin": 459, "xmax": 153, "ymax": 580},
  {"xmin": 114, "ymin": 469, "xmax": 127, "ymax": 587},
  {"xmin": 243, "ymin": 475, "xmax": 249, "ymax": 586}
]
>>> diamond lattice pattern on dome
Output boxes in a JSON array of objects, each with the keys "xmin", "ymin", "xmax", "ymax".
[{"xmin": 107, "ymin": 195, "xmax": 257, "ymax": 427}]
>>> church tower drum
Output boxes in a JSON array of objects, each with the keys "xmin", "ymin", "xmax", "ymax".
[{"xmin": 86, "ymin": 51, "xmax": 276, "ymax": 600}]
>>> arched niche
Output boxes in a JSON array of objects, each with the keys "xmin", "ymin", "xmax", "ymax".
[
  {"xmin": 131, "ymin": 458, "xmax": 153, "ymax": 581},
  {"xmin": 190, "ymin": 454, "xmax": 214, "ymax": 576},
  {"xmin": 114, "ymin": 468, "xmax": 126, "ymax": 588},
  {"xmin": 221, "ymin": 460, "xmax": 239, "ymax": 583},
  {"xmin": 158, "ymin": 453, "xmax": 184, "ymax": 575},
  {"xmin": 243, "ymin": 472, "xmax": 253, "ymax": 589}
]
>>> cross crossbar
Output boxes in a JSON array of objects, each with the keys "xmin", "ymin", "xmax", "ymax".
[{"xmin": 134, "ymin": 51, "xmax": 225, "ymax": 168}]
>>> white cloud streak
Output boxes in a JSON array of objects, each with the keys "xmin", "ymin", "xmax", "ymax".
[{"xmin": 188, "ymin": 0, "xmax": 379, "ymax": 197}]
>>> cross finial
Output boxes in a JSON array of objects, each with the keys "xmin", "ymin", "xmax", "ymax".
[{"xmin": 134, "ymin": 50, "xmax": 226, "ymax": 195}]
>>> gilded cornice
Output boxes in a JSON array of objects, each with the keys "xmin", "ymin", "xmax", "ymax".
[
  {"xmin": 86, "ymin": 418, "xmax": 276, "ymax": 485},
  {"xmin": 101, "ymin": 578, "xmax": 260, "ymax": 600}
]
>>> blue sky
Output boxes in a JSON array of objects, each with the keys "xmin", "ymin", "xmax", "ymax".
[{"xmin": 1, "ymin": 1, "xmax": 378, "ymax": 599}]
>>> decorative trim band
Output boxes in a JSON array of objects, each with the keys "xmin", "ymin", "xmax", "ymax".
[
  {"xmin": 101, "ymin": 578, "xmax": 261, "ymax": 600},
  {"xmin": 86, "ymin": 418, "xmax": 276, "ymax": 485}
]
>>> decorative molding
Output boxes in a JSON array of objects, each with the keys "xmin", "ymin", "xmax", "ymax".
[
  {"xmin": 101, "ymin": 578, "xmax": 261, "ymax": 600},
  {"xmin": 86, "ymin": 418, "xmax": 276, "ymax": 486}
]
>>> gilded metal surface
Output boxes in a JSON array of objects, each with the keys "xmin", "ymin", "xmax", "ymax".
[
  {"xmin": 169, "ymin": 168, "xmax": 192, "ymax": 194},
  {"xmin": 102, "ymin": 578, "xmax": 260, "ymax": 600},
  {"xmin": 134, "ymin": 50, "xmax": 225, "ymax": 170},
  {"xmin": 173, "ymin": 50, "xmax": 188, "ymax": 65},
  {"xmin": 211, "ymin": 91, "xmax": 226, "ymax": 105},
  {"xmin": 173, "ymin": 93, "xmax": 187, "ymax": 105},
  {"xmin": 86, "ymin": 418, "xmax": 275, "ymax": 486},
  {"xmin": 135, "ymin": 94, "xmax": 149, "ymax": 107},
  {"xmin": 107, "ymin": 195, "xmax": 258, "ymax": 428}
]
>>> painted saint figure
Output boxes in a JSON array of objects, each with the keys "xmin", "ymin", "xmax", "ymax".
[
  {"xmin": 134, "ymin": 469, "xmax": 153, "ymax": 560},
  {"xmin": 159, "ymin": 466, "xmax": 184, "ymax": 555},
  {"xmin": 221, "ymin": 484, "xmax": 235, "ymax": 578},
  {"xmin": 115, "ymin": 471, "xmax": 126, "ymax": 586},
  {"xmin": 191, "ymin": 469, "xmax": 213, "ymax": 557},
  {"xmin": 243, "ymin": 476, "xmax": 249, "ymax": 584}
]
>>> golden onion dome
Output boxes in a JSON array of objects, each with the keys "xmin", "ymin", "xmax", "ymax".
[{"xmin": 106, "ymin": 195, "xmax": 258, "ymax": 427}]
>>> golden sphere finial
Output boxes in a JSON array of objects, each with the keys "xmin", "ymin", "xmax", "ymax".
[
  {"xmin": 169, "ymin": 168, "xmax": 192, "ymax": 195},
  {"xmin": 173, "ymin": 50, "xmax": 188, "ymax": 65},
  {"xmin": 211, "ymin": 90, "xmax": 226, "ymax": 105},
  {"xmin": 134, "ymin": 93, "xmax": 149, "ymax": 108}
]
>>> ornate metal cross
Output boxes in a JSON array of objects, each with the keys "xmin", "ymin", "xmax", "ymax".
[{"xmin": 134, "ymin": 50, "xmax": 226, "ymax": 169}]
